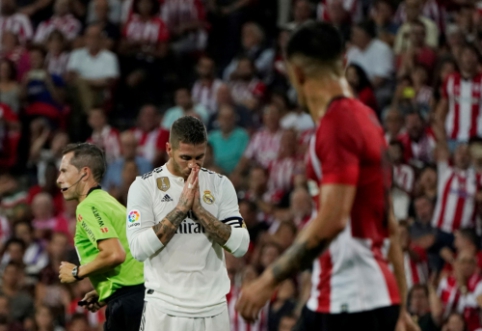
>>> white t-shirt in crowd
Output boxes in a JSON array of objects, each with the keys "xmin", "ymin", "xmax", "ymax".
[
  {"xmin": 67, "ymin": 48, "xmax": 119, "ymax": 80},
  {"xmin": 346, "ymin": 39, "xmax": 394, "ymax": 82}
]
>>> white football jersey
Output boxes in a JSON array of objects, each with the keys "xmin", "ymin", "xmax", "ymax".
[{"xmin": 126, "ymin": 164, "xmax": 246, "ymax": 317}]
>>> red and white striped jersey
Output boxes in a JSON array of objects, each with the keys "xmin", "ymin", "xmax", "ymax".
[
  {"xmin": 393, "ymin": 164, "xmax": 415, "ymax": 194},
  {"xmin": 317, "ymin": 0, "xmax": 361, "ymax": 23},
  {"xmin": 131, "ymin": 127, "xmax": 169, "ymax": 164},
  {"xmin": 268, "ymin": 156, "xmax": 304, "ymax": 194},
  {"xmin": 442, "ymin": 73, "xmax": 482, "ymax": 141},
  {"xmin": 46, "ymin": 52, "xmax": 70, "ymax": 77},
  {"xmin": 438, "ymin": 273, "xmax": 482, "ymax": 331},
  {"xmin": 394, "ymin": 0, "xmax": 446, "ymax": 32},
  {"xmin": 123, "ymin": 14, "xmax": 169, "ymax": 44},
  {"xmin": 431, "ymin": 162, "xmax": 480, "ymax": 233},
  {"xmin": 161, "ymin": 0, "xmax": 206, "ymax": 32},
  {"xmin": 244, "ymin": 128, "xmax": 283, "ymax": 169},
  {"xmin": 87, "ymin": 126, "xmax": 121, "ymax": 165},
  {"xmin": 306, "ymin": 97, "xmax": 399, "ymax": 314},
  {"xmin": 191, "ymin": 79, "xmax": 223, "ymax": 114},
  {"xmin": 228, "ymin": 286, "xmax": 269, "ymax": 331},
  {"xmin": 33, "ymin": 14, "xmax": 81, "ymax": 43},
  {"xmin": 229, "ymin": 79, "xmax": 266, "ymax": 106},
  {"xmin": 404, "ymin": 247, "xmax": 429, "ymax": 290},
  {"xmin": 398, "ymin": 129, "xmax": 436, "ymax": 165},
  {"xmin": 0, "ymin": 13, "xmax": 33, "ymax": 43}
]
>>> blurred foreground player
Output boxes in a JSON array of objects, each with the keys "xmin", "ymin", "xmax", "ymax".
[
  {"xmin": 56, "ymin": 143, "xmax": 144, "ymax": 331},
  {"xmin": 126, "ymin": 116, "xmax": 249, "ymax": 331},
  {"xmin": 236, "ymin": 22, "xmax": 417, "ymax": 331}
]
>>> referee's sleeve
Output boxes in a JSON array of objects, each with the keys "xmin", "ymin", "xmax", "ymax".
[
  {"xmin": 126, "ymin": 177, "xmax": 164, "ymax": 262},
  {"xmin": 218, "ymin": 177, "xmax": 250, "ymax": 258}
]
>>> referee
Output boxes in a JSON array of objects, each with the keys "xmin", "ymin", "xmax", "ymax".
[{"xmin": 57, "ymin": 143, "xmax": 144, "ymax": 331}]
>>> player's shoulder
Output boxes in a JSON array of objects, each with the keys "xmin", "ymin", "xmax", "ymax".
[
  {"xmin": 132, "ymin": 166, "xmax": 165, "ymax": 190},
  {"xmin": 199, "ymin": 167, "xmax": 226, "ymax": 186}
]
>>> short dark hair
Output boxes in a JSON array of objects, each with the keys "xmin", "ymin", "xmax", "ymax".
[
  {"xmin": 5, "ymin": 238, "xmax": 26, "ymax": 252},
  {"xmin": 389, "ymin": 139, "xmax": 405, "ymax": 153},
  {"xmin": 461, "ymin": 43, "xmax": 481, "ymax": 61},
  {"xmin": 408, "ymin": 284, "xmax": 429, "ymax": 301},
  {"xmin": 356, "ymin": 20, "xmax": 377, "ymax": 39},
  {"xmin": 29, "ymin": 45, "xmax": 47, "ymax": 58},
  {"xmin": 62, "ymin": 143, "xmax": 106, "ymax": 183},
  {"xmin": 169, "ymin": 116, "xmax": 207, "ymax": 148},
  {"xmin": 457, "ymin": 228, "xmax": 479, "ymax": 248},
  {"xmin": 286, "ymin": 21, "xmax": 344, "ymax": 65}
]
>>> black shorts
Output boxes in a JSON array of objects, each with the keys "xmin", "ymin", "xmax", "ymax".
[
  {"xmin": 294, "ymin": 305, "xmax": 400, "ymax": 331},
  {"xmin": 104, "ymin": 284, "xmax": 145, "ymax": 331}
]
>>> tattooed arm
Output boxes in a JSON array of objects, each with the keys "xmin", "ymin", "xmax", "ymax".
[
  {"xmin": 152, "ymin": 208, "xmax": 187, "ymax": 245},
  {"xmin": 193, "ymin": 207, "xmax": 232, "ymax": 245},
  {"xmin": 235, "ymin": 184, "xmax": 355, "ymax": 322}
]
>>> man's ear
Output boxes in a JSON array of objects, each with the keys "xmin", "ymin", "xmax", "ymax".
[
  {"xmin": 166, "ymin": 142, "xmax": 172, "ymax": 158},
  {"xmin": 293, "ymin": 64, "xmax": 306, "ymax": 86}
]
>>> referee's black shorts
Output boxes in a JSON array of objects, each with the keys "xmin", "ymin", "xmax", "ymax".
[
  {"xmin": 104, "ymin": 284, "xmax": 145, "ymax": 331},
  {"xmin": 294, "ymin": 304, "xmax": 400, "ymax": 331}
]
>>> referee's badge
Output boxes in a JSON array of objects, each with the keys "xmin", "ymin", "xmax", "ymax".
[
  {"xmin": 157, "ymin": 177, "xmax": 170, "ymax": 191},
  {"xmin": 202, "ymin": 190, "xmax": 215, "ymax": 204}
]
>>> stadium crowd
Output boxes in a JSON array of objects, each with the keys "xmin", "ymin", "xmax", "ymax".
[{"xmin": 1, "ymin": 0, "xmax": 482, "ymax": 330}]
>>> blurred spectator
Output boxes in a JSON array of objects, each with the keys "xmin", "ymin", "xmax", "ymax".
[
  {"xmin": 239, "ymin": 165, "xmax": 274, "ymax": 221},
  {"xmin": 400, "ymin": 221, "xmax": 429, "ymax": 289},
  {"xmin": 161, "ymin": 87, "xmax": 210, "ymax": 129},
  {"xmin": 442, "ymin": 25, "xmax": 464, "ymax": 60},
  {"xmin": 90, "ymin": 0, "xmax": 120, "ymax": 51},
  {"xmin": 0, "ymin": 262, "xmax": 35, "ymax": 323},
  {"xmin": 233, "ymin": 104, "xmax": 283, "ymax": 180},
  {"xmin": 383, "ymin": 107, "xmax": 404, "ymax": 143},
  {"xmin": 87, "ymin": 0, "xmax": 122, "ymax": 25},
  {"xmin": 30, "ymin": 192, "xmax": 69, "ymax": 242},
  {"xmin": 103, "ymin": 130, "xmax": 152, "ymax": 191},
  {"xmin": 0, "ymin": 102, "xmax": 21, "ymax": 170},
  {"xmin": 1, "ymin": 32, "xmax": 31, "ymax": 82},
  {"xmin": 239, "ymin": 199, "xmax": 268, "ymax": 245},
  {"xmin": 346, "ymin": 63, "xmax": 378, "ymax": 112},
  {"xmin": 393, "ymin": 0, "xmax": 439, "ymax": 53},
  {"xmin": 317, "ymin": 0, "xmax": 362, "ymax": 23},
  {"xmin": 0, "ymin": 59, "xmax": 20, "ymax": 113},
  {"xmin": 207, "ymin": 83, "xmax": 254, "ymax": 131},
  {"xmin": 208, "ymin": 104, "xmax": 249, "ymax": 175},
  {"xmin": 191, "ymin": 56, "xmax": 223, "ymax": 115},
  {"xmin": 46, "ymin": 30, "xmax": 70, "ymax": 77},
  {"xmin": 324, "ymin": 0, "xmax": 352, "ymax": 43},
  {"xmin": 398, "ymin": 110, "xmax": 435, "ymax": 167},
  {"xmin": 394, "ymin": 0, "xmax": 445, "ymax": 33},
  {"xmin": 277, "ymin": 314, "xmax": 297, "ymax": 331},
  {"xmin": 454, "ymin": 5, "xmax": 476, "ymax": 44},
  {"xmin": 437, "ymin": 45, "xmax": 482, "ymax": 145},
  {"xmin": 0, "ymin": 173, "xmax": 29, "ymax": 223},
  {"xmin": 0, "ymin": 238, "xmax": 26, "ymax": 273},
  {"xmin": 347, "ymin": 20, "xmax": 394, "ymax": 107},
  {"xmin": 22, "ymin": 47, "xmax": 66, "ymax": 123},
  {"xmin": 440, "ymin": 228, "xmax": 482, "ymax": 276},
  {"xmin": 131, "ymin": 104, "xmax": 169, "ymax": 166},
  {"xmin": 0, "ymin": 216, "xmax": 10, "ymax": 252},
  {"xmin": 27, "ymin": 161, "xmax": 65, "ymax": 216},
  {"xmin": 279, "ymin": 106, "xmax": 315, "ymax": 133},
  {"xmin": 436, "ymin": 250, "xmax": 482, "ymax": 331},
  {"xmin": 407, "ymin": 284, "xmax": 440, "ymax": 331},
  {"xmin": 161, "ymin": 0, "xmax": 208, "ymax": 54},
  {"xmin": 285, "ymin": 0, "xmax": 313, "ymax": 31},
  {"xmin": 33, "ymin": 305, "xmax": 65, "ymax": 331},
  {"xmin": 442, "ymin": 313, "xmax": 467, "ymax": 331},
  {"xmin": 268, "ymin": 279, "xmax": 296, "ymax": 331},
  {"xmin": 389, "ymin": 140, "xmax": 414, "ymax": 220},
  {"xmin": 223, "ymin": 22, "xmax": 275, "ymax": 82},
  {"xmin": 414, "ymin": 165, "xmax": 437, "ymax": 200},
  {"xmin": 66, "ymin": 313, "xmax": 90, "ymax": 331},
  {"xmin": 410, "ymin": 195, "xmax": 436, "ymax": 247},
  {"xmin": 29, "ymin": 130, "xmax": 69, "ymax": 188},
  {"xmin": 86, "ymin": 108, "xmax": 121, "ymax": 164},
  {"xmin": 0, "ymin": 0, "xmax": 33, "ymax": 44},
  {"xmin": 110, "ymin": 159, "xmax": 138, "ymax": 206},
  {"xmin": 66, "ymin": 24, "xmax": 120, "ymax": 114},
  {"xmin": 33, "ymin": 0, "xmax": 82, "ymax": 45},
  {"xmin": 13, "ymin": 221, "xmax": 48, "ymax": 278},
  {"xmin": 371, "ymin": 0, "xmax": 399, "ymax": 47},
  {"xmin": 228, "ymin": 56, "xmax": 267, "ymax": 111},
  {"xmin": 396, "ymin": 20, "xmax": 437, "ymax": 75},
  {"xmin": 267, "ymin": 130, "xmax": 304, "ymax": 198}
]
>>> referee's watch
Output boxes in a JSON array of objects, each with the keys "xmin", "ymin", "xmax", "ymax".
[{"xmin": 72, "ymin": 266, "xmax": 84, "ymax": 281}]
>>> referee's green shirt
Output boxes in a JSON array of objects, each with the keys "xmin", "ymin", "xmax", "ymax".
[{"xmin": 75, "ymin": 188, "xmax": 143, "ymax": 301}]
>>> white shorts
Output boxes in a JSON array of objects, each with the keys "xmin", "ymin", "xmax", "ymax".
[{"xmin": 139, "ymin": 300, "xmax": 230, "ymax": 331}]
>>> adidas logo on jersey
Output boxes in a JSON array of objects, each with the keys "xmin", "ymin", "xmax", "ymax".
[{"xmin": 161, "ymin": 194, "xmax": 173, "ymax": 202}]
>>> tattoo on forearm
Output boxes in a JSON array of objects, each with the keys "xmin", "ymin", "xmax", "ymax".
[
  {"xmin": 152, "ymin": 208, "xmax": 186, "ymax": 245},
  {"xmin": 271, "ymin": 239, "xmax": 330, "ymax": 283},
  {"xmin": 195, "ymin": 210, "xmax": 232, "ymax": 246}
]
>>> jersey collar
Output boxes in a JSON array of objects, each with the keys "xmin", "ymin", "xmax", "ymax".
[{"xmin": 86, "ymin": 185, "xmax": 102, "ymax": 196}]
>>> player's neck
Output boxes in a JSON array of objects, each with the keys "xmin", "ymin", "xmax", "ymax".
[
  {"xmin": 78, "ymin": 182, "xmax": 98, "ymax": 203},
  {"xmin": 304, "ymin": 77, "xmax": 352, "ymax": 123},
  {"xmin": 166, "ymin": 159, "xmax": 186, "ymax": 179}
]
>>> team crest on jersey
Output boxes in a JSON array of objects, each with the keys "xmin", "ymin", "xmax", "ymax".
[
  {"xmin": 202, "ymin": 190, "xmax": 215, "ymax": 204},
  {"xmin": 157, "ymin": 177, "xmax": 170, "ymax": 191}
]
